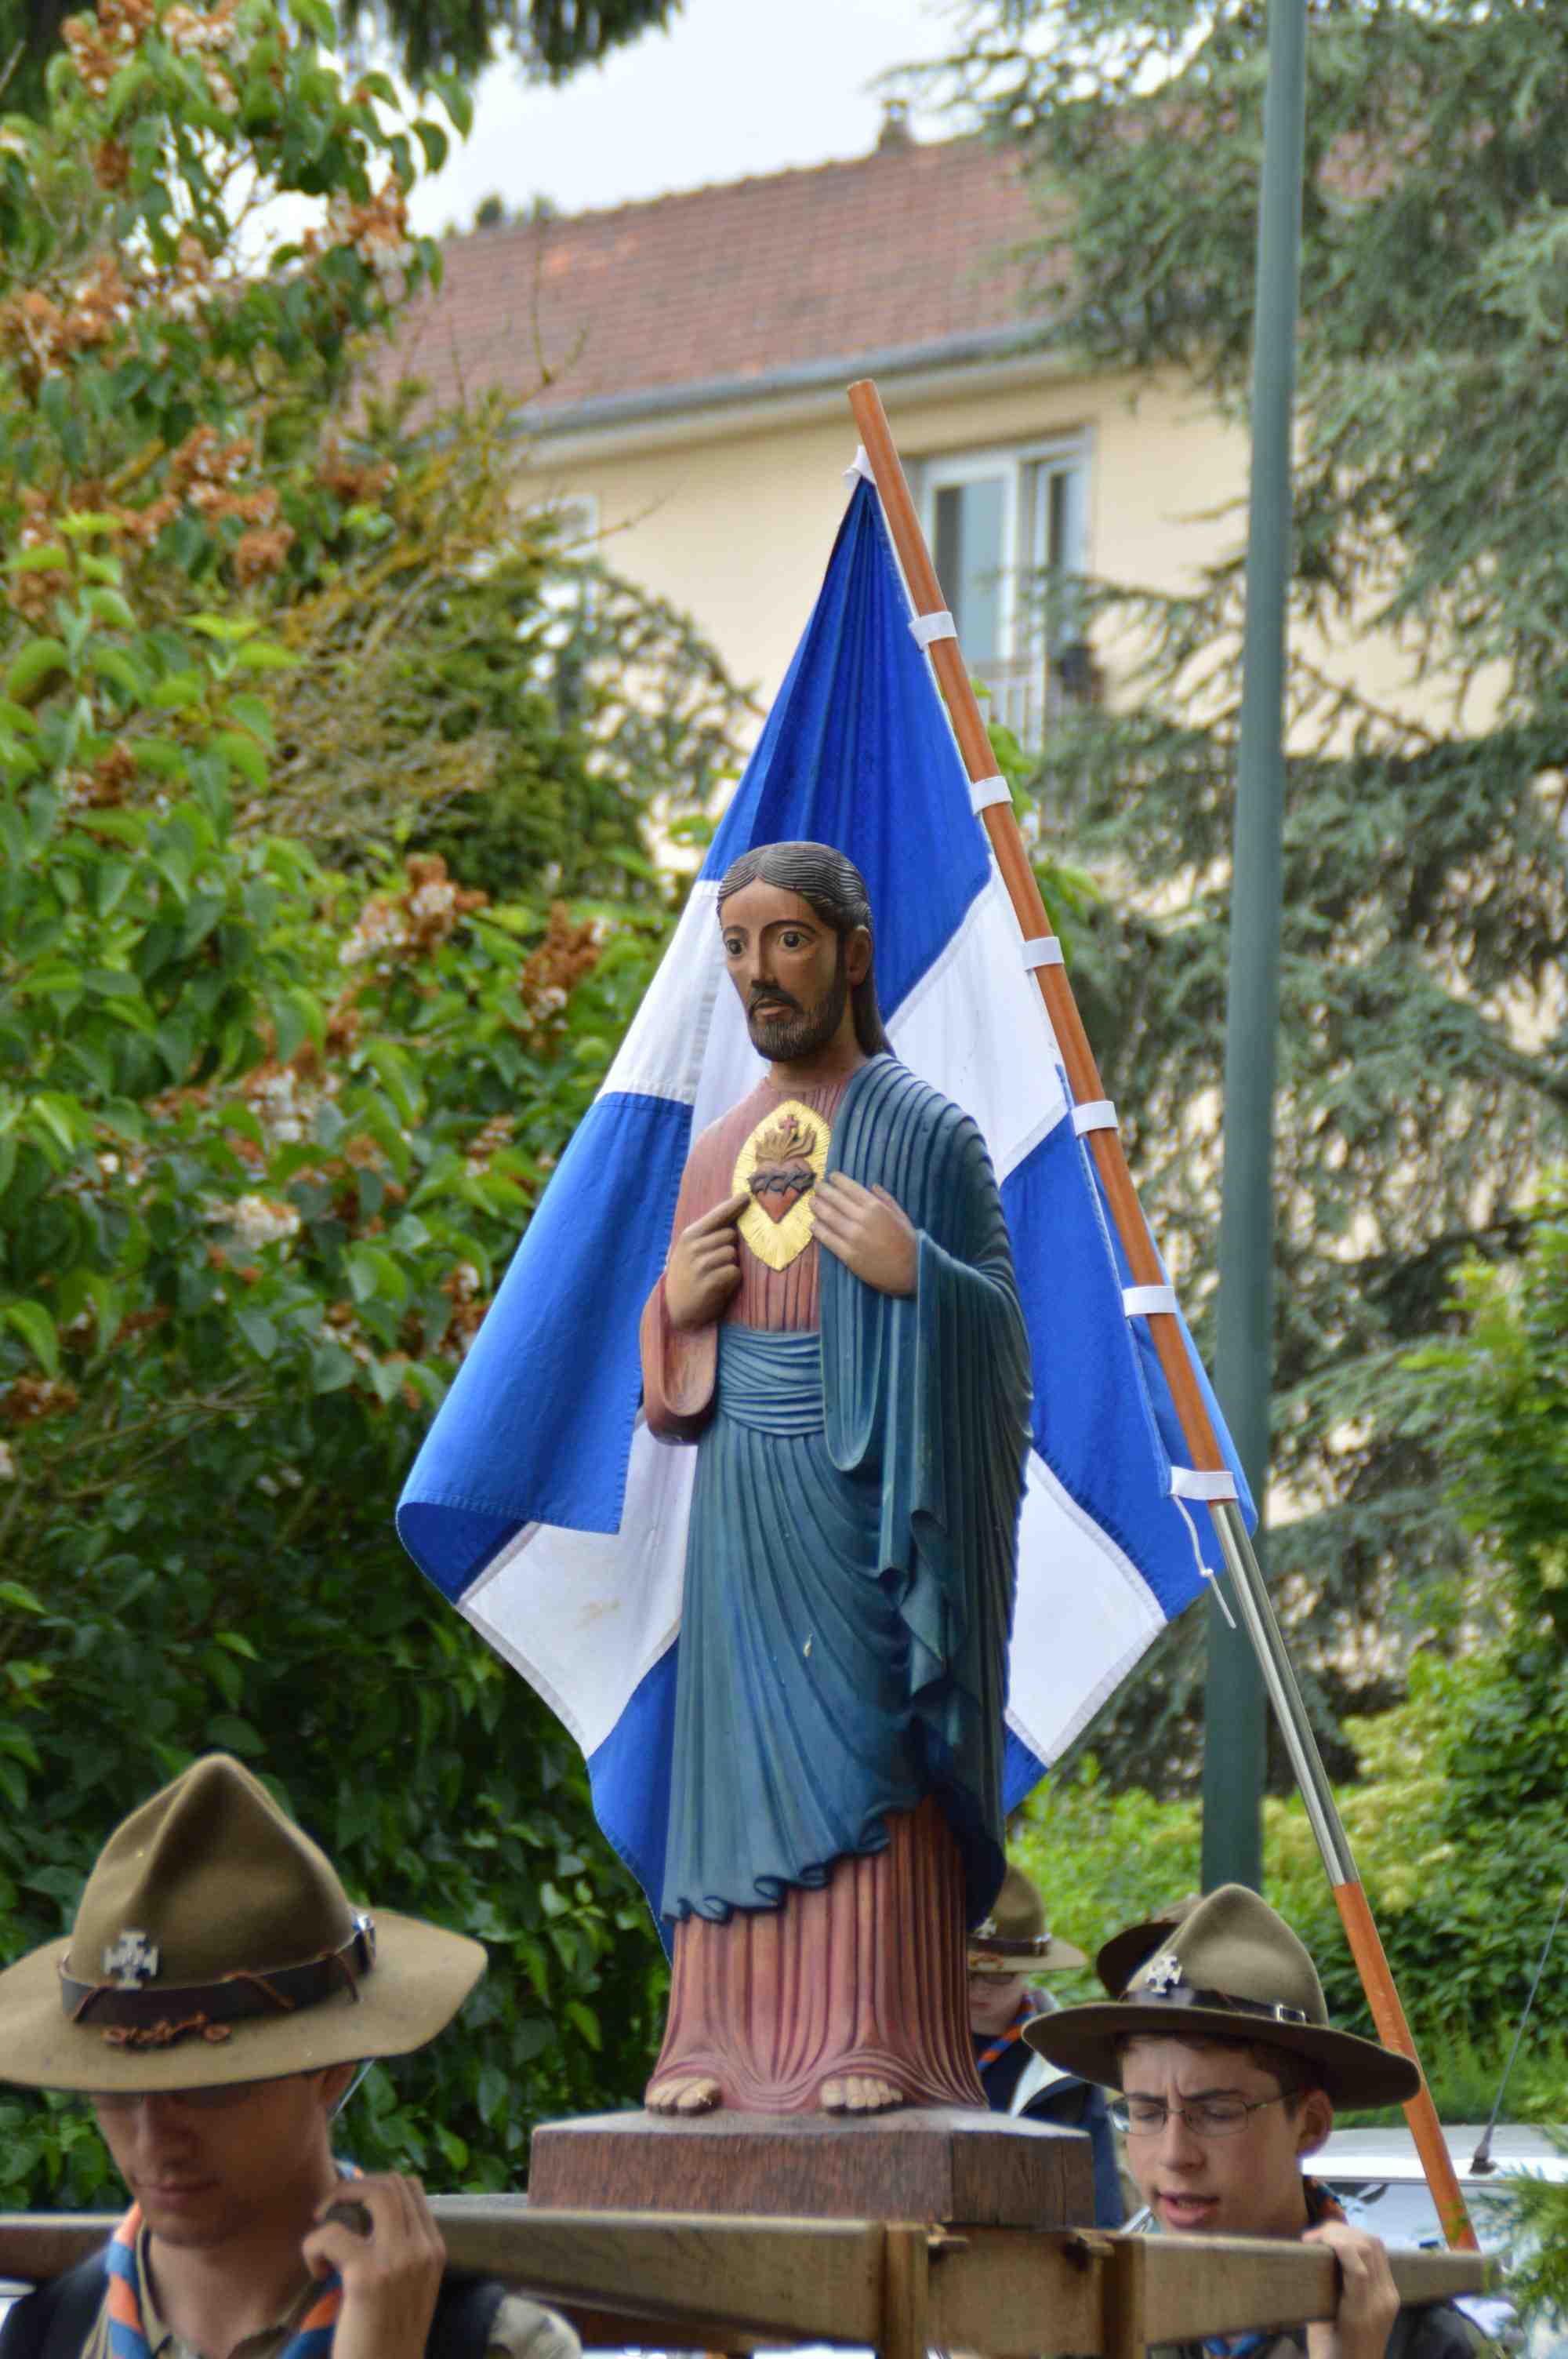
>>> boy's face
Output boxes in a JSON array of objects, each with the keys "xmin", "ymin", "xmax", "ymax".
[
  {"xmin": 92, "ymin": 2064, "xmax": 351, "ymax": 2252},
  {"xmin": 1120, "ymin": 2034, "xmax": 1334, "ymax": 2240}
]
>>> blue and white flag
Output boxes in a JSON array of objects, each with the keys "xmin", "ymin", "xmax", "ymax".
[{"xmin": 397, "ymin": 474, "xmax": 1253, "ymax": 1918}]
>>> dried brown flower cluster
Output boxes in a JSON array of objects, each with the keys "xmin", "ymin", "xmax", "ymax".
[
  {"xmin": 170, "ymin": 423, "xmax": 298, "ymax": 579},
  {"xmin": 7, "ymin": 490, "xmax": 71, "ymax": 622},
  {"xmin": 338, "ymin": 855, "xmax": 488, "ymax": 970},
  {"xmin": 316, "ymin": 445, "xmax": 395, "ymax": 507},
  {"xmin": 64, "ymin": 0, "xmax": 241, "ymax": 105},
  {"xmin": 0, "ymin": 254, "xmax": 131, "ymax": 394},
  {"xmin": 324, "ymin": 181, "xmax": 414, "ymax": 293},
  {"xmin": 60, "ymin": 0, "xmax": 157, "ymax": 99},
  {"xmin": 514, "ymin": 901, "xmax": 601, "ymax": 1052},
  {"xmin": 61, "ymin": 743, "xmax": 139, "ymax": 809},
  {"xmin": 2, "ymin": 1376, "xmax": 82, "ymax": 1425},
  {"xmin": 93, "ymin": 136, "xmax": 131, "ymax": 189},
  {"xmin": 463, "ymin": 1112, "xmax": 514, "ymax": 1174},
  {"xmin": 5, "ymin": 416, "xmax": 296, "ymax": 612},
  {"xmin": 437, "ymin": 1260, "xmax": 487, "ymax": 1358}
]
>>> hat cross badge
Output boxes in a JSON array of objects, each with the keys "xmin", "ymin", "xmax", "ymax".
[
  {"xmin": 1143, "ymin": 1951, "xmax": 1185, "ymax": 1994},
  {"xmin": 103, "ymin": 1930, "xmax": 160, "ymax": 1989}
]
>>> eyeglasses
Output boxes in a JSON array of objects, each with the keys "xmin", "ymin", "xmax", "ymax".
[
  {"xmin": 1111, "ymin": 2092, "xmax": 1293, "ymax": 2139},
  {"xmin": 89, "ymin": 2079, "xmax": 267, "ymax": 2115}
]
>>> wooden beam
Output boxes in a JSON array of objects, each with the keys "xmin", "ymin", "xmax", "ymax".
[
  {"xmin": 0, "ymin": 2211, "xmax": 1491, "ymax": 2358},
  {"xmin": 1138, "ymin": 2233, "xmax": 1492, "ymax": 2346},
  {"xmin": 924, "ymin": 2230, "xmax": 1490, "ymax": 2359}
]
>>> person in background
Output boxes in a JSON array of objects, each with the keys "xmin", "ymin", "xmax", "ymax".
[
  {"xmin": 968, "ymin": 1863, "xmax": 1124, "ymax": 2225},
  {"xmin": 1094, "ymin": 1897, "xmax": 1200, "ymax": 1998},
  {"xmin": 0, "ymin": 1754, "xmax": 579, "ymax": 2359}
]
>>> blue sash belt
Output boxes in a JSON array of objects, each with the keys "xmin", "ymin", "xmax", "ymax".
[{"xmin": 716, "ymin": 1326, "xmax": 823, "ymax": 1436}]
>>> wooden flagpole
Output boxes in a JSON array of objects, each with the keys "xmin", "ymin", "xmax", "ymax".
[{"xmin": 845, "ymin": 376, "xmax": 1477, "ymax": 2254}]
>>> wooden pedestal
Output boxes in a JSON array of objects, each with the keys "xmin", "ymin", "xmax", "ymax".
[{"xmin": 528, "ymin": 2105, "xmax": 1093, "ymax": 2227}]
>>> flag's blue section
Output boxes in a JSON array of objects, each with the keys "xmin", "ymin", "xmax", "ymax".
[
  {"xmin": 588, "ymin": 1647, "xmax": 679, "ymax": 1941},
  {"xmin": 699, "ymin": 486, "xmax": 991, "ymax": 1020},
  {"xmin": 400, "ymin": 1089, "xmax": 695, "ymax": 1590},
  {"xmin": 397, "ymin": 473, "xmax": 1254, "ymax": 1926}
]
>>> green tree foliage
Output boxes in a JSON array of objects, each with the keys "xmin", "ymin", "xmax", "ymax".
[
  {"xmin": 1412, "ymin": 1182, "xmax": 1568, "ymax": 1654},
  {"xmin": 0, "ymin": 0, "xmax": 749, "ymax": 2203},
  {"xmin": 1015, "ymin": 1645, "xmax": 1568, "ymax": 2092},
  {"xmin": 263, "ymin": 387, "xmax": 744, "ymax": 898},
  {"xmin": 0, "ymin": 0, "xmax": 680, "ymax": 120},
  {"xmin": 1015, "ymin": 1183, "xmax": 1568, "ymax": 2108},
  {"xmin": 924, "ymin": 0, "xmax": 1568, "ymax": 1775},
  {"xmin": 339, "ymin": 0, "xmax": 680, "ymax": 87}
]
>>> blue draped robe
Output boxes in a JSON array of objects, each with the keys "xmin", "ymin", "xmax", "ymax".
[{"xmin": 659, "ymin": 1053, "xmax": 1031, "ymax": 1930}]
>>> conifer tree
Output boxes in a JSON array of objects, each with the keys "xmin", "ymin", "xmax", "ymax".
[{"xmin": 928, "ymin": 0, "xmax": 1568, "ymax": 1772}]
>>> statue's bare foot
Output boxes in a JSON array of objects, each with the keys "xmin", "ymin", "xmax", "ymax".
[
  {"xmin": 818, "ymin": 2073, "xmax": 903, "ymax": 2114},
  {"xmin": 646, "ymin": 2074, "xmax": 721, "ymax": 2115}
]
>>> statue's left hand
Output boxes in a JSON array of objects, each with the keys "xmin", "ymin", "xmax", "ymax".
[{"xmin": 813, "ymin": 1173, "xmax": 917, "ymax": 1296}]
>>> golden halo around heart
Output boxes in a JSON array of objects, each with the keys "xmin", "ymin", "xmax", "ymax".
[{"xmin": 731, "ymin": 1100, "xmax": 832, "ymax": 1273}]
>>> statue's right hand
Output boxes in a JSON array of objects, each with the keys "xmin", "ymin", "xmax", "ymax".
[{"xmin": 665, "ymin": 1189, "xmax": 750, "ymax": 1331}]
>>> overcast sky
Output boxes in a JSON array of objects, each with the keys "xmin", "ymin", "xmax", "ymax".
[{"xmin": 404, "ymin": 0, "xmax": 968, "ymax": 237}]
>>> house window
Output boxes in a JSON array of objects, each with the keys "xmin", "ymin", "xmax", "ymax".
[{"xmin": 920, "ymin": 439, "xmax": 1093, "ymax": 749}]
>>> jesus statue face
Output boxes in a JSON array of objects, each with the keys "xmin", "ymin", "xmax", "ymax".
[{"xmin": 719, "ymin": 881, "xmax": 863, "ymax": 1065}]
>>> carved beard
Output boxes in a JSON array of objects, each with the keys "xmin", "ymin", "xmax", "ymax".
[{"xmin": 746, "ymin": 941, "xmax": 849, "ymax": 1061}]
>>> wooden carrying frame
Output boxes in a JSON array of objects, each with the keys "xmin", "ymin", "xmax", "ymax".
[{"xmin": 0, "ymin": 2207, "xmax": 1490, "ymax": 2359}]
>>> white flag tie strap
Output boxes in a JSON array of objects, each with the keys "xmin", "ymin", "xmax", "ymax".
[
  {"xmin": 1072, "ymin": 1100, "xmax": 1117, "ymax": 1135},
  {"xmin": 1171, "ymin": 1467, "xmax": 1240, "ymax": 1504},
  {"xmin": 844, "ymin": 444, "xmax": 876, "ymax": 486},
  {"xmin": 1123, "ymin": 1284, "xmax": 1178, "ymax": 1318},
  {"xmin": 1022, "ymin": 936, "xmax": 1063, "ymax": 969},
  {"xmin": 1168, "ymin": 1465, "xmax": 1240, "ymax": 1628},
  {"xmin": 969, "ymin": 774, "xmax": 1011, "ymax": 814},
  {"xmin": 909, "ymin": 609, "xmax": 957, "ymax": 649}
]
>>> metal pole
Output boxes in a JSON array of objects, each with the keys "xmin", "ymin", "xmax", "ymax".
[{"xmin": 1201, "ymin": 0, "xmax": 1309, "ymax": 1895}]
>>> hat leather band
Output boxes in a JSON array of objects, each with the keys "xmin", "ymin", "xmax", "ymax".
[
  {"xmin": 970, "ymin": 1932, "xmax": 1056, "ymax": 1959},
  {"xmin": 1136, "ymin": 1980, "xmax": 1310, "ymax": 2027},
  {"xmin": 59, "ymin": 1914, "xmax": 377, "ymax": 2048}
]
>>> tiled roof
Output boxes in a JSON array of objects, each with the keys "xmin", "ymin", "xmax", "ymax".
[{"xmin": 384, "ymin": 136, "xmax": 1051, "ymax": 423}]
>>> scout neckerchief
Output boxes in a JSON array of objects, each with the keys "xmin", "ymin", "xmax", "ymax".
[
  {"xmin": 1200, "ymin": 2179, "xmax": 1348, "ymax": 2359},
  {"xmin": 105, "ymin": 2166, "xmax": 364, "ymax": 2359},
  {"xmin": 974, "ymin": 1992, "xmax": 1036, "ymax": 2076}
]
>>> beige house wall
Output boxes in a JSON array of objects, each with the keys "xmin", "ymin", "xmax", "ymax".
[{"xmin": 525, "ymin": 362, "xmax": 1473, "ymax": 744}]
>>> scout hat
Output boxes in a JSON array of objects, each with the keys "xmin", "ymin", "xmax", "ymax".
[
  {"xmin": 968, "ymin": 1863, "xmax": 1087, "ymax": 1977},
  {"xmin": 1023, "ymin": 1882, "xmax": 1421, "ymax": 2108},
  {"xmin": 1094, "ymin": 1896, "xmax": 1201, "ymax": 1996},
  {"xmin": 0, "ymin": 1754, "xmax": 485, "ymax": 2093}
]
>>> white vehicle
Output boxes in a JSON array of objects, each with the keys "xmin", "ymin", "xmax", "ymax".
[{"xmin": 1319, "ymin": 2122, "xmax": 1568, "ymax": 2359}]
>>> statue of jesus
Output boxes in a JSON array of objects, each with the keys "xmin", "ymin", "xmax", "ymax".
[{"xmin": 639, "ymin": 840, "xmax": 1033, "ymax": 2117}]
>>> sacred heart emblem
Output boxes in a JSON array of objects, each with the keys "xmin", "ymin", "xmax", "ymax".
[
  {"xmin": 732, "ymin": 1100, "xmax": 831, "ymax": 1272},
  {"xmin": 749, "ymin": 1110, "xmax": 818, "ymax": 1224}
]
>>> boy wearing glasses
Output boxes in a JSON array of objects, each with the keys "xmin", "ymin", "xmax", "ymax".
[
  {"xmin": 0, "ymin": 1755, "xmax": 578, "ymax": 2359},
  {"xmin": 1022, "ymin": 1884, "xmax": 1490, "ymax": 2359}
]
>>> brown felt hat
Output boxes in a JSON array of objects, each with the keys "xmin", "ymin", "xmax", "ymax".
[
  {"xmin": 0, "ymin": 1754, "xmax": 485, "ymax": 2093},
  {"xmin": 967, "ymin": 1863, "xmax": 1087, "ymax": 1977},
  {"xmin": 1023, "ymin": 1883, "xmax": 1421, "ymax": 2109}
]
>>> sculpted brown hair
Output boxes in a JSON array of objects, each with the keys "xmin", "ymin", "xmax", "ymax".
[{"xmin": 717, "ymin": 841, "xmax": 890, "ymax": 1056}]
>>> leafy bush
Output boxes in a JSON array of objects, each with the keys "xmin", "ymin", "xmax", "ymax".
[
  {"xmin": 1015, "ymin": 1652, "xmax": 1568, "ymax": 2126},
  {"xmin": 0, "ymin": 0, "xmax": 758, "ymax": 2208}
]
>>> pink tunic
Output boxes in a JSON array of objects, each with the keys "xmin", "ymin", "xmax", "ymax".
[{"xmin": 640, "ymin": 1074, "xmax": 985, "ymax": 2114}]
